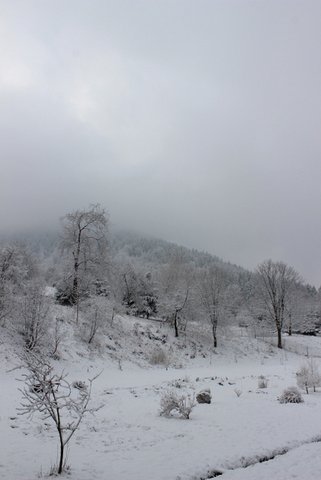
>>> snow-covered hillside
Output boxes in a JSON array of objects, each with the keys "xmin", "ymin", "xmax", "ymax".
[{"xmin": 1, "ymin": 311, "xmax": 321, "ymax": 480}]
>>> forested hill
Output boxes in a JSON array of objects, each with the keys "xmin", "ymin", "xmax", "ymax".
[
  {"xmin": 0, "ymin": 227, "xmax": 248, "ymax": 278},
  {"xmin": 0, "ymin": 224, "xmax": 319, "ymax": 339},
  {"xmin": 110, "ymin": 229, "xmax": 247, "ymax": 275}
]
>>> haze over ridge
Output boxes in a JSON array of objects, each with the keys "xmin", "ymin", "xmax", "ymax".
[{"xmin": 1, "ymin": 0, "xmax": 321, "ymax": 285}]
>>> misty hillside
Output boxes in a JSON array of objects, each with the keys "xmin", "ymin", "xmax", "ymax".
[
  {"xmin": 2, "ymin": 227, "xmax": 246, "ymax": 273},
  {"xmin": 110, "ymin": 229, "xmax": 247, "ymax": 273},
  {"xmin": 1, "ymin": 219, "xmax": 320, "ymax": 339}
]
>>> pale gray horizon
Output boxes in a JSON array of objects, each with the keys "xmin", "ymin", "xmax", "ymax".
[{"xmin": 1, "ymin": 0, "xmax": 321, "ymax": 285}]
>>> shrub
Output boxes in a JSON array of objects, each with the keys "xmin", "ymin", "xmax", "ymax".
[
  {"xmin": 258, "ymin": 375, "xmax": 268, "ymax": 389},
  {"xmin": 168, "ymin": 376, "xmax": 191, "ymax": 389},
  {"xmin": 160, "ymin": 389, "xmax": 195, "ymax": 419},
  {"xmin": 278, "ymin": 387, "xmax": 304, "ymax": 404},
  {"xmin": 55, "ymin": 283, "xmax": 74, "ymax": 306},
  {"xmin": 19, "ymin": 285, "xmax": 50, "ymax": 351},
  {"xmin": 149, "ymin": 347, "xmax": 168, "ymax": 366},
  {"xmin": 296, "ymin": 359, "xmax": 321, "ymax": 394}
]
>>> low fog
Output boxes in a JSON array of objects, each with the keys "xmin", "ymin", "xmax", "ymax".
[{"xmin": 1, "ymin": 0, "xmax": 321, "ymax": 284}]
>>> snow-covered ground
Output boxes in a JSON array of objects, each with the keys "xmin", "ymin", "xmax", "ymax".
[{"xmin": 1, "ymin": 317, "xmax": 321, "ymax": 480}]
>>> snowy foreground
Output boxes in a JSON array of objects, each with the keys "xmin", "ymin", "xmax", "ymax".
[{"xmin": 1, "ymin": 320, "xmax": 321, "ymax": 480}]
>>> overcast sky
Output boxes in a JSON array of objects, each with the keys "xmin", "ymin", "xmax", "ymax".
[{"xmin": 1, "ymin": 0, "xmax": 321, "ymax": 285}]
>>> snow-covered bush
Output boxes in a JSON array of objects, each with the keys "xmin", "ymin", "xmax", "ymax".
[
  {"xmin": 278, "ymin": 386, "xmax": 304, "ymax": 404},
  {"xmin": 160, "ymin": 389, "xmax": 195, "ymax": 419},
  {"xmin": 258, "ymin": 375, "xmax": 268, "ymax": 389},
  {"xmin": 149, "ymin": 347, "xmax": 168, "ymax": 365},
  {"xmin": 18, "ymin": 284, "xmax": 50, "ymax": 351},
  {"xmin": 169, "ymin": 376, "xmax": 191, "ymax": 389},
  {"xmin": 296, "ymin": 359, "xmax": 321, "ymax": 394}
]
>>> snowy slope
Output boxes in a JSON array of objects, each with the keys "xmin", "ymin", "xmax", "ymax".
[{"xmin": 1, "ymin": 314, "xmax": 321, "ymax": 480}]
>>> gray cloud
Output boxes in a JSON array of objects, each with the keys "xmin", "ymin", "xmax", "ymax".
[{"xmin": 1, "ymin": 0, "xmax": 321, "ymax": 284}]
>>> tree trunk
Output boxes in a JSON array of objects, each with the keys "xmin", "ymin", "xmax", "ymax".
[
  {"xmin": 277, "ymin": 327, "xmax": 282, "ymax": 349},
  {"xmin": 210, "ymin": 314, "xmax": 218, "ymax": 348},
  {"xmin": 72, "ymin": 270, "xmax": 78, "ymax": 303},
  {"xmin": 53, "ymin": 390, "xmax": 65, "ymax": 475},
  {"xmin": 212, "ymin": 324, "xmax": 217, "ymax": 348},
  {"xmin": 58, "ymin": 430, "xmax": 64, "ymax": 474},
  {"xmin": 288, "ymin": 313, "xmax": 292, "ymax": 336},
  {"xmin": 72, "ymin": 229, "xmax": 82, "ymax": 320},
  {"xmin": 174, "ymin": 311, "xmax": 179, "ymax": 338},
  {"xmin": 75, "ymin": 295, "xmax": 80, "ymax": 325}
]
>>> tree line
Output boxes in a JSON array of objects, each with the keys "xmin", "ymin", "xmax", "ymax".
[{"xmin": 0, "ymin": 204, "xmax": 320, "ymax": 352}]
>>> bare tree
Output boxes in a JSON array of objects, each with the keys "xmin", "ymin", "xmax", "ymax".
[
  {"xmin": 0, "ymin": 244, "xmax": 36, "ymax": 324},
  {"xmin": 59, "ymin": 204, "xmax": 108, "ymax": 323},
  {"xmin": 120, "ymin": 263, "xmax": 157, "ymax": 318},
  {"xmin": 18, "ymin": 354, "xmax": 100, "ymax": 475},
  {"xmin": 51, "ymin": 317, "xmax": 64, "ymax": 357},
  {"xmin": 296, "ymin": 359, "xmax": 321, "ymax": 394},
  {"xmin": 81, "ymin": 297, "xmax": 111, "ymax": 344},
  {"xmin": 197, "ymin": 266, "xmax": 227, "ymax": 348},
  {"xmin": 171, "ymin": 287, "xmax": 189, "ymax": 338},
  {"xmin": 19, "ymin": 284, "xmax": 50, "ymax": 351},
  {"xmin": 256, "ymin": 260, "xmax": 301, "ymax": 348},
  {"xmin": 158, "ymin": 256, "xmax": 192, "ymax": 337}
]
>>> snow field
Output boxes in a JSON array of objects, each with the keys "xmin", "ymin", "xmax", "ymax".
[{"xmin": 1, "ymin": 320, "xmax": 321, "ymax": 479}]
